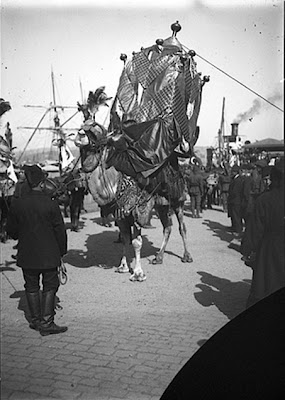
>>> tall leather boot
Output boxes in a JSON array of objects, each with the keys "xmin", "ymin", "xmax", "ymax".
[
  {"xmin": 40, "ymin": 290, "xmax": 68, "ymax": 336},
  {"xmin": 26, "ymin": 291, "xmax": 42, "ymax": 331}
]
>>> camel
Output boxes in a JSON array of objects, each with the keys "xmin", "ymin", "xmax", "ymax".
[
  {"xmin": 74, "ymin": 120, "xmax": 194, "ymax": 277},
  {"xmin": 75, "ymin": 22, "xmax": 209, "ymax": 281}
]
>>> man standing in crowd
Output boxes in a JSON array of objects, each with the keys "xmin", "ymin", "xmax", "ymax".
[
  {"xmin": 218, "ymin": 166, "xmax": 231, "ymax": 213},
  {"xmin": 7, "ymin": 164, "xmax": 68, "ymax": 336},
  {"xmin": 245, "ymin": 158, "xmax": 284, "ymax": 308},
  {"xmin": 227, "ymin": 164, "xmax": 244, "ymax": 237},
  {"xmin": 185, "ymin": 164, "xmax": 204, "ymax": 218}
]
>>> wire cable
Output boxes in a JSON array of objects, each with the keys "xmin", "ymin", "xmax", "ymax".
[{"xmin": 183, "ymin": 46, "xmax": 284, "ymax": 113}]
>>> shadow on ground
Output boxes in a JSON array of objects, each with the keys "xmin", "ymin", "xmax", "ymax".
[
  {"xmin": 194, "ymin": 271, "xmax": 251, "ymax": 320},
  {"xmin": 9, "ymin": 290, "xmax": 62, "ymax": 325},
  {"xmin": 202, "ymin": 219, "xmax": 234, "ymax": 243},
  {"xmin": 63, "ymin": 231, "xmax": 159, "ymax": 269}
]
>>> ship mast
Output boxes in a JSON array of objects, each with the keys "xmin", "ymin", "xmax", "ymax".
[
  {"xmin": 51, "ymin": 67, "xmax": 63, "ymax": 175},
  {"xmin": 17, "ymin": 68, "xmax": 78, "ymax": 171}
]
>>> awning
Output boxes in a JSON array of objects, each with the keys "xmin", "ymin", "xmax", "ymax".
[{"xmin": 243, "ymin": 138, "xmax": 284, "ymax": 152}]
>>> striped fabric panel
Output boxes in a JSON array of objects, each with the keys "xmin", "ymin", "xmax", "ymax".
[
  {"xmin": 144, "ymin": 55, "xmax": 174, "ymax": 87},
  {"xmin": 136, "ymin": 80, "xmax": 175, "ymax": 122},
  {"xmin": 189, "ymin": 74, "xmax": 201, "ymax": 103},
  {"xmin": 133, "ymin": 52, "xmax": 151, "ymax": 89},
  {"xmin": 173, "ymin": 83, "xmax": 189, "ymax": 140},
  {"xmin": 117, "ymin": 67, "xmax": 137, "ymax": 114}
]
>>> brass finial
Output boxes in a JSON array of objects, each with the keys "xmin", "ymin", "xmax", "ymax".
[
  {"xmin": 171, "ymin": 21, "xmax": 182, "ymax": 37},
  {"xmin": 120, "ymin": 54, "xmax": 127, "ymax": 64}
]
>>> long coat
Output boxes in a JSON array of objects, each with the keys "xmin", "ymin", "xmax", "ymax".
[
  {"xmin": 7, "ymin": 190, "xmax": 67, "ymax": 270},
  {"xmin": 246, "ymin": 186, "xmax": 285, "ymax": 307}
]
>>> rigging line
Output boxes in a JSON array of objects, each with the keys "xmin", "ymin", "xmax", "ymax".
[
  {"xmin": 17, "ymin": 107, "xmax": 52, "ymax": 164},
  {"xmin": 60, "ymin": 110, "xmax": 79, "ymax": 128},
  {"xmin": 191, "ymin": 51, "xmax": 284, "ymax": 113}
]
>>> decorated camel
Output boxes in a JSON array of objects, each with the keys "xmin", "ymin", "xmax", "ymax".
[{"xmin": 75, "ymin": 22, "xmax": 209, "ymax": 281}]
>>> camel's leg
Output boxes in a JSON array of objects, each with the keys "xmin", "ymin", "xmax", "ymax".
[
  {"xmin": 174, "ymin": 202, "xmax": 193, "ymax": 263},
  {"xmin": 152, "ymin": 205, "xmax": 172, "ymax": 265},
  {"xmin": 115, "ymin": 220, "xmax": 131, "ymax": 273},
  {"xmin": 129, "ymin": 226, "xmax": 146, "ymax": 282}
]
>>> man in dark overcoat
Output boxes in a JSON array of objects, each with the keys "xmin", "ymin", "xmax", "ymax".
[
  {"xmin": 227, "ymin": 164, "xmax": 244, "ymax": 237},
  {"xmin": 7, "ymin": 164, "xmax": 68, "ymax": 336}
]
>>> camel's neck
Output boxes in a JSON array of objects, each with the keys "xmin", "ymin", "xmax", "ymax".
[{"xmin": 87, "ymin": 164, "xmax": 119, "ymax": 206}]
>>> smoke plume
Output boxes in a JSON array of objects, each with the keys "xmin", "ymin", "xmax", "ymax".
[{"xmin": 234, "ymin": 92, "xmax": 282, "ymax": 123}]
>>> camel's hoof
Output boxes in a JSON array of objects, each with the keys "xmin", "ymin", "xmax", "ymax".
[
  {"xmin": 129, "ymin": 273, "xmax": 146, "ymax": 282},
  {"xmin": 181, "ymin": 255, "xmax": 193, "ymax": 263},
  {"xmin": 115, "ymin": 265, "xmax": 129, "ymax": 273},
  {"xmin": 151, "ymin": 257, "xmax": 163, "ymax": 265}
]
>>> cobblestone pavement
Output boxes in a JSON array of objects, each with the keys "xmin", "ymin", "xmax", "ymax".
[{"xmin": 1, "ymin": 202, "xmax": 252, "ymax": 400}]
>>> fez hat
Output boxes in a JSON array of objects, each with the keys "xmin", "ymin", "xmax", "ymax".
[{"xmin": 23, "ymin": 164, "xmax": 46, "ymax": 188}]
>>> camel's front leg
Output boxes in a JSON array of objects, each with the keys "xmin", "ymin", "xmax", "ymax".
[
  {"xmin": 115, "ymin": 223, "xmax": 131, "ymax": 273},
  {"xmin": 129, "ymin": 234, "xmax": 146, "ymax": 282},
  {"xmin": 175, "ymin": 205, "xmax": 193, "ymax": 263}
]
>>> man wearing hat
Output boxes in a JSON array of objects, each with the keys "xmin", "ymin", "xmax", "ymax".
[{"xmin": 7, "ymin": 164, "xmax": 68, "ymax": 336}]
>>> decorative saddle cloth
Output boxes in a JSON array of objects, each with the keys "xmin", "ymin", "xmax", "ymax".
[{"xmin": 115, "ymin": 174, "xmax": 154, "ymax": 227}]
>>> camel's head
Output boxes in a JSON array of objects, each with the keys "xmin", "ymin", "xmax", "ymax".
[{"xmin": 74, "ymin": 119, "xmax": 107, "ymax": 150}]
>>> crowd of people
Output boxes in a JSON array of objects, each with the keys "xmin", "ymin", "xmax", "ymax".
[{"xmin": 182, "ymin": 155, "xmax": 284, "ymax": 308}]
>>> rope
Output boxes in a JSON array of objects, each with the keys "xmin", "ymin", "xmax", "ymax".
[{"xmin": 182, "ymin": 45, "xmax": 283, "ymax": 113}]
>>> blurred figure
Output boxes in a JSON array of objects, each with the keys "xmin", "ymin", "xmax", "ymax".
[
  {"xmin": 246, "ymin": 158, "xmax": 284, "ymax": 308},
  {"xmin": 228, "ymin": 164, "xmax": 244, "ymax": 237},
  {"xmin": 218, "ymin": 166, "xmax": 231, "ymax": 213},
  {"xmin": 206, "ymin": 170, "xmax": 219, "ymax": 209},
  {"xmin": 186, "ymin": 164, "xmax": 204, "ymax": 218}
]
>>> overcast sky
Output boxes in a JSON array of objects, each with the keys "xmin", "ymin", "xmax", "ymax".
[{"xmin": 1, "ymin": 0, "xmax": 283, "ymax": 153}]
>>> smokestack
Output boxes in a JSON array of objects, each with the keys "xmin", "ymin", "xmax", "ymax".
[{"xmin": 231, "ymin": 123, "xmax": 239, "ymax": 137}]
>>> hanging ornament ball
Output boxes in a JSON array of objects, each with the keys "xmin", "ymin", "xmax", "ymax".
[
  {"xmin": 188, "ymin": 50, "xmax": 196, "ymax": 57},
  {"xmin": 171, "ymin": 21, "xmax": 182, "ymax": 34},
  {"xmin": 120, "ymin": 53, "xmax": 127, "ymax": 62},
  {"xmin": 156, "ymin": 38, "xmax": 164, "ymax": 46},
  {"xmin": 203, "ymin": 75, "xmax": 210, "ymax": 83}
]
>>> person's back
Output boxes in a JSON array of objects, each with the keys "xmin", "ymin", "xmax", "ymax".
[
  {"xmin": 246, "ymin": 160, "xmax": 285, "ymax": 308},
  {"xmin": 219, "ymin": 173, "xmax": 231, "ymax": 193},
  {"xmin": 187, "ymin": 166, "xmax": 203, "ymax": 217},
  {"xmin": 7, "ymin": 164, "xmax": 68, "ymax": 336},
  {"xmin": 10, "ymin": 190, "xmax": 66, "ymax": 269}
]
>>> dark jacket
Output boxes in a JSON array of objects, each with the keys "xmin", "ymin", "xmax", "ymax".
[
  {"xmin": 218, "ymin": 174, "xmax": 231, "ymax": 193},
  {"xmin": 7, "ymin": 190, "xmax": 67, "ymax": 270},
  {"xmin": 228, "ymin": 175, "xmax": 244, "ymax": 206},
  {"xmin": 186, "ymin": 170, "xmax": 204, "ymax": 195}
]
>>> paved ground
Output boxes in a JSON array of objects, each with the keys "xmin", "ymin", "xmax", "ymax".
[{"xmin": 0, "ymin": 200, "xmax": 252, "ymax": 400}]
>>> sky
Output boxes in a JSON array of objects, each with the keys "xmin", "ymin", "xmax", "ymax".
[{"xmin": 0, "ymin": 0, "xmax": 284, "ymax": 155}]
